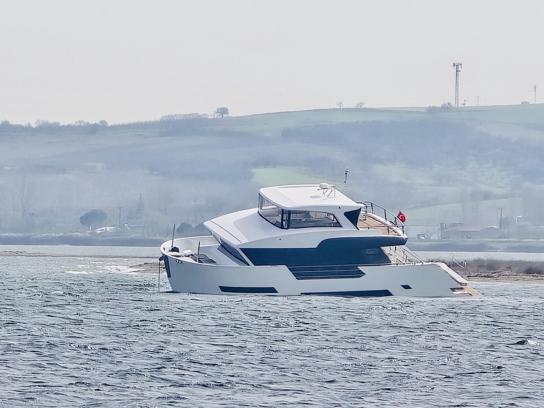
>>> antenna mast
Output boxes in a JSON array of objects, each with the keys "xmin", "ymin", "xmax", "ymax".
[{"xmin": 452, "ymin": 62, "xmax": 462, "ymax": 108}]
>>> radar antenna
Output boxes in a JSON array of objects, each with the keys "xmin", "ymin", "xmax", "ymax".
[{"xmin": 318, "ymin": 183, "xmax": 336, "ymax": 198}]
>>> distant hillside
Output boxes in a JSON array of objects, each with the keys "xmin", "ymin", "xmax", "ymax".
[{"xmin": 1, "ymin": 104, "xmax": 543, "ymax": 237}]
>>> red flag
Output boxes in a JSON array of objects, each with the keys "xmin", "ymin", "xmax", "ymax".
[{"xmin": 397, "ymin": 211, "xmax": 406, "ymax": 223}]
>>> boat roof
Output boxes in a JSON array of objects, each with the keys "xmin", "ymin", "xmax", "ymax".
[
  {"xmin": 205, "ymin": 208, "xmax": 282, "ymax": 244},
  {"xmin": 204, "ymin": 184, "xmax": 364, "ymax": 246},
  {"xmin": 259, "ymin": 184, "xmax": 360, "ymax": 211}
]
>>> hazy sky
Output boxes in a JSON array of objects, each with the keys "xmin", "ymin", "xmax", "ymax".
[{"xmin": 1, "ymin": 0, "xmax": 543, "ymax": 124}]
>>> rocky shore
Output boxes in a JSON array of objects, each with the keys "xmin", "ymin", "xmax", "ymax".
[{"xmin": 441, "ymin": 259, "xmax": 544, "ymax": 282}]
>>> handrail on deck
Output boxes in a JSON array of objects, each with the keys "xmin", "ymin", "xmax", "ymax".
[
  {"xmin": 385, "ymin": 245, "xmax": 424, "ymax": 264},
  {"xmin": 357, "ymin": 201, "xmax": 405, "ymax": 234}
]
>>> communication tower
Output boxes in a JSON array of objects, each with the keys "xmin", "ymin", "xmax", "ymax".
[{"xmin": 452, "ymin": 62, "xmax": 462, "ymax": 108}]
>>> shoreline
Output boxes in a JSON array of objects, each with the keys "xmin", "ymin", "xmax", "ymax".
[
  {"xmin": 1, "ymin": 246, "xmax": 543, "ymax": 283},
  {"xmin": 468, "ymin": 276, "xmax": 544, "ymax": 283},
  {"xmin": 440, "ymin": 258, "xmax": 544, "ymax": 283}
]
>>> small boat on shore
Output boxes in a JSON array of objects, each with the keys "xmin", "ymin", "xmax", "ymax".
[{"xmin": 160, "ymin": 184, "xmax": 476, "ymax": 297}]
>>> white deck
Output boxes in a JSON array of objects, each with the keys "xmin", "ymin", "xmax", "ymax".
[{"xmin": 161, "ymin": 236, "xmax": 243, "ymax": 266}]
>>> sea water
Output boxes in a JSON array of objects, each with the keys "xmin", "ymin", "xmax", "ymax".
[{"xmin": 1, "ymin": 247, "xmax": 543, "ymax": 407}]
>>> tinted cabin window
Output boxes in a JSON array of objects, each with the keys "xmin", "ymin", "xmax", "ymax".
[
  {"xmin": 288, "ymin": 211, "xmax": 341, "ymax": 228},
  {"xmin": 219, "ymin": 240, "xmax": 249, "ymax": 265}
]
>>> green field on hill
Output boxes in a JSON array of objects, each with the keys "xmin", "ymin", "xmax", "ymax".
[{"xmin": 1, "ymin": 103, "xmax": 543, "ymax": 236}]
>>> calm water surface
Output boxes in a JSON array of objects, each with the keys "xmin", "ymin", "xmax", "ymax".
[{"xmin": 1, "ymin": 247, "xmax": 543, "ymax": 407}]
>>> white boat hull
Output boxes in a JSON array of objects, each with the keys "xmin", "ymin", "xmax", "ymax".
[{"xmin": 161, "ymin": 242, "xmax": 474, "ymax": 297}]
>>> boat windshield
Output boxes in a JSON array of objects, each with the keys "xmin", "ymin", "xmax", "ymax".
[
  {"xmin": 258, "ymin": 195, "xmax": 285, "ymax": 228},
  {"xmin": 258, "ymin": 194, "xmax": 341, "ymax": 229}
]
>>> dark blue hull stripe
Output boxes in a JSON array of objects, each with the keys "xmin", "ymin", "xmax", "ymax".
[
  {"xmin": 241, "ymin": 237, "xmax": 405, "ymax": 272},
  {"xmin": 288, "ymin": 265, "xmax": 365, "ymax": 280},
  {"xmin": 219, "ymin": 286, "xmax": 278, "ymax": 294},
  {"xmin": 301, "ymin": 290, "xmax": 393, "ymax": 297}
]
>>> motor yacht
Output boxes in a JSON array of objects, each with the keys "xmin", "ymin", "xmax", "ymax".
[{"xmin": 160, "ymin": 184, "xmax": 476, "ymax": 297}]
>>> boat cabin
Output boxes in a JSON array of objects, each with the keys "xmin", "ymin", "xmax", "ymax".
[
  {"xmin": 203, "ymin": 184, "xmax": 406, "ymax": 263},
  {"xmin": 257, "ymin": 184, "xmax": 362, "ymax": 230}
]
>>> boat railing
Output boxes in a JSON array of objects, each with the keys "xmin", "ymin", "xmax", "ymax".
[
  {"xmin": 357, "ymin": 201, "xmax": 405, "ymax": 235},
  {"xmin": 382, "ymin": 245, "xmax": 424, "ymax": 265}
]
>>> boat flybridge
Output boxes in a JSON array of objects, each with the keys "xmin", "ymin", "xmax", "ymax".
[{"xmin": 160, "ymin": 184, "xmax": 476, "ymax": 297}]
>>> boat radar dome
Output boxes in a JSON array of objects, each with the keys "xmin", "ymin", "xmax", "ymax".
[{"xmin": 319, "ymin": 182, "xmax": 331, "ymax": 190}]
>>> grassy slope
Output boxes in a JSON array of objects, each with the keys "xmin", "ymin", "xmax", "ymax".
[
  {"xmin": 240, "ymin": 104, "xmax": 544, "ymax": 227},
  {"xmin": 1, "ymin": 103, "xmax": 543, "ymax": 234},
  {"xmin": 228, "ymin": 103, "xmax": 544, "ymax": 134},
  {"xmin": 214, "ymin": 108, "xmax": 426, "ymax": 136}
]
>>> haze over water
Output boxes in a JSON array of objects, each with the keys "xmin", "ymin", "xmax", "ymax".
[{"xmin": 1, "ymin": 248, "xmax": 543, "ymax": 406}]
